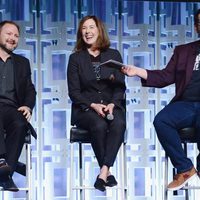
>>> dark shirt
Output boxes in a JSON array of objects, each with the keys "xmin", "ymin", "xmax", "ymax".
[
  {"xmin": 180, "ymin": 53, "xmax": 200, "ymax": 101},
  {"xmin": 0, "ymin": 56, "xmax": 17, "ymax": 106},
  {"xmin": 90, "ymin": 54, "xmax": 101, "ymax": 81}
]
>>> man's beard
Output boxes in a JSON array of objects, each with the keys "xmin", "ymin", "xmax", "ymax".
[{"xmin": 0, "ymin": 42, "xmax": 16, "ymax": 54}]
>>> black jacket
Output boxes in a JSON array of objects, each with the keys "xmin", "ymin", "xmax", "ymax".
[
  {"xmin": 12, "ymin": 53, "xmax": 37, "ymax": 138},
  {"xmin": 67, "ymin": 48, "xmax": 126, "ymax": 125}
]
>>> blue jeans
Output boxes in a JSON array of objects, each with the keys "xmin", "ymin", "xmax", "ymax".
[{"xmin": 153, "ymin": 101, "xmax": 200, "ymax": 173}]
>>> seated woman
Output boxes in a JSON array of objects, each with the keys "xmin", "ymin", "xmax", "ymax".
[{"xmin": 67, "ymin": 15, "xmax": 126, "ymax": 192}]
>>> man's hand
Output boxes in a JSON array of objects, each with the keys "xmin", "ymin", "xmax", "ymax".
[
  {"xmin": 121, "ymin": 65, "xmax": 138, "ymax": 76},
  {"xmin": 121, "ymin": 65, "xmax": 148, "ymax": 80},
  {"xmin": 18, "ymin": 106, "xmax": 32, "ymax": 122}
]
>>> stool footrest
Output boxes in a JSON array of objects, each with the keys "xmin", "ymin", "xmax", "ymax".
[{"xmin": 182, "ymin": 186, "xmax": 200, "ymax": 190}]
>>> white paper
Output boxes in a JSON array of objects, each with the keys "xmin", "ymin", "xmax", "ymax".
[{"xmin": 99, "ymin": 59, "xmax": 125, "ymax": 70}]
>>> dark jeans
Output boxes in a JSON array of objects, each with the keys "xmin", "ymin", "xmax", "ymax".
[
  {"xmin": 74, "ymin": 107, "xmax": 126, "ymax": 168},
  {"xmin": 0, "ymin": 104, "xmax": 27, "ymax": 175},
  {"xmin": 153, "ymin": 101, "xmax": 200, "ymax": 173}
]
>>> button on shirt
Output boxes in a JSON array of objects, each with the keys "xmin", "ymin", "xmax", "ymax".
[{"xmin": 0, "ymin": 56, "xmax": 17, "ymax": 106}]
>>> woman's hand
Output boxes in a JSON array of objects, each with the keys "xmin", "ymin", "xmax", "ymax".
[
  {"xmin": 103, "ymin": 103, "xmax": 115, "ymax": 115},
  {"xmin": 90, "ymin": 103, "xmax": 107, "ymax": 117}
]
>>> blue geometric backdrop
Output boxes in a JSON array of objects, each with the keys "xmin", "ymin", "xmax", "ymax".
[{"xmin": 0, "ymin": 0, "xmax": 200, "ymax": 200}]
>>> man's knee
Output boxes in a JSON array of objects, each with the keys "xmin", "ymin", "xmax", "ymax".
[
  {"xmin": 153, "ymin": 112, "xmax": 166, "ymax": 128},
  {"xmin": 9, "ymin": 120, "xmax": 27, "ymax": 136}
]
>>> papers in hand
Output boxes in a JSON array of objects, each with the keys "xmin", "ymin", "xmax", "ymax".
[{"xmin": 99, "ymin": 59, "xmax": 125, "ymax": 70}]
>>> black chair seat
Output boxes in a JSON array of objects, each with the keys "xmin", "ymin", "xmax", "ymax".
[
  {"xmin": 178, "ymin": 127, "xmax": 197, "ymax": 143},
  {"xmin": 70, "ymin": 126, "xmax": 127, "ymax": 144},
  {"xmin": 70, "ymin": 127, "xmax": 91, "ymax": 143}
]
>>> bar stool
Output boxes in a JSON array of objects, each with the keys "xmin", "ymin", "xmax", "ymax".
[
  {"xmin": 69, "ymin": 126, "xmax": 127, "ymax": 200},
  {"xmin": 18, "ymin": 128, "xmax": 32, "ymax": 200},
  {"xmin": 164, "ymin": 127, "xmax": 199, "ymax": 200},
  {"xmin": 1, "ymin": 128, "xmax": 33, "ymax": 200}
]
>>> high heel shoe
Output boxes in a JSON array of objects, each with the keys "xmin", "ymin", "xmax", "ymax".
[
  {"xmin": 94, "ymin": 175, "xmax": 106, "ymax": 192},
  {"xmin": 106, "ymin": 175, "xmax": 118, "ymax": 187}
]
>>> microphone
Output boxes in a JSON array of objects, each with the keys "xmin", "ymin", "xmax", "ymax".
[{"xmin": 106, "ymin": 113, "xmax": 114, "ymax": 121}]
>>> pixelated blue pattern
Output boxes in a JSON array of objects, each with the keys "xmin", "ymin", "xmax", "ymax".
[{"xmin": 2, "ymin": 1, "xmax": 200, "ymax": 200}]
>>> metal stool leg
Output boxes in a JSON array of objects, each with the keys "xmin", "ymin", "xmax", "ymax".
[
  {"xmin": 70, "ymin": 142, "xmax": 84, "ymax": 200},
  {"xmin": 119, "ymin": 143, "xmax": 125, "ymax": 199},
  {"xmin": 79, "ymin": 143, "xmax": 84, "ymax": 200},
  {"xmin": 164, "ymin": 154, "xmax": 168, "ymax": 200},
  {"xmin": 26, "ymin": 143, "xmax": 32, "ymax": 200},
  {"xmin": 70, "ymin": 142, "xmax": 74, "ymax": 199},
  {"xmin": 123, "ymin": 142, "xmax": 127, "ymax": 199},
  {"xmin": 172, "ymin": 168, "xmax": 178, "ymax": 196},
  {"xmin": 183, "ymin": 142, "xmax": 189, "ymax": 200}
]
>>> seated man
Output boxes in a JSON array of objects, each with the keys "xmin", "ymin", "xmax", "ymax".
[
  {"xmin": 122, "ymin": 9, "xmax": 200, "ymax": 191},
  {"xmin": 0, "ymin": 20, "xmax": 36, "ymax": 192}
]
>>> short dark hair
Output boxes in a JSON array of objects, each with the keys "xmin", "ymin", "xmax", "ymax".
[
  {"xmin": 194, "ymin": 9, "xmax": 200, "ymax": 26},
  {"xmin": 0, "ymin": 20, "xmax": 20, "ymax": 34},
  {"xmin": 74, "ymin": 15, "xmax": 110, "ymax": 52}
]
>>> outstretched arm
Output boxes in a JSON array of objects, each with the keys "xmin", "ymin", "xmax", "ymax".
[{"xmin": 121, "ymin": 65, "xmax": 148, "ymax": 80}]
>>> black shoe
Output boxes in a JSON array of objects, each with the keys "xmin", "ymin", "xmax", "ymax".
[
  {"xmin": 0, "ymin": 177, "xmax": 19, "ymax": 192},
  {"xmin": 94, "ymin": 176, "xmax": 106, "ymax": 192},
  {"xmin": 0, "ymin": 160, "xmax": 11, "ymax": 176},
  {"xmin": 106, "ymin": 175, "xmax": 118, "ymax": 187}
]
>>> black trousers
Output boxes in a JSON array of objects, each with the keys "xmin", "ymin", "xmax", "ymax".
[
  {"xmin": 0, "ymin": 104, "xmax": 27, "ymax": 175},
  {"xmin": 74, "ymin": 107, "xmax": 126, "ymax": 168}
]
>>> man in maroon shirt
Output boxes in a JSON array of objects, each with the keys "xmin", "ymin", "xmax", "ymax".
[{"xmin": 122, "ymin": 9, "xmax": 200, "ymax": 191}]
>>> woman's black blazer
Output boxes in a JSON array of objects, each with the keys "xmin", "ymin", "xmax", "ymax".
[{"xmin": 67, "ymin": 48, "xmax": 126, "ymax": 125}]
